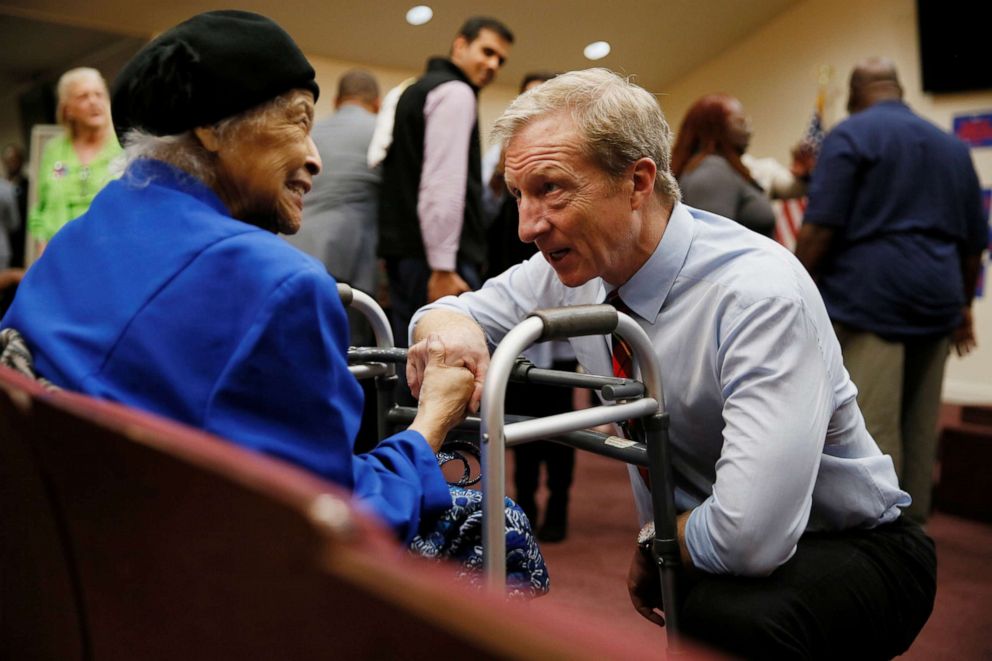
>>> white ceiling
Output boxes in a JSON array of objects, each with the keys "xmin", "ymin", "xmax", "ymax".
[{"xmin": 0, "ymin": 0, "xmax": 800, "ymax": 93}]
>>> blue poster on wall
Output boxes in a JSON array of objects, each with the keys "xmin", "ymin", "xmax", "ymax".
[
  {"xmin": 978, "ymin": 189, "xmax": 991, "ymax": 298},
  {"xmin": 954, "ymin": 113, "xmax": 992, "ymax": 147}
]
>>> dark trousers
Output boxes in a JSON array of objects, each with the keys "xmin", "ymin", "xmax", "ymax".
[
  {"xmin": 505, "ymin": 360, "xmax": 577, "ymax": 526},
  {"xmin": 680, "ymin": 517, "xmax": 936, "ymax": 659},
  {"xmin": 384, "ymin": 257, "xmax": 481, "ymax": 349},
  {"xmin": 384, "ymin": 256, "xmax": 482, "ymax": 407}
]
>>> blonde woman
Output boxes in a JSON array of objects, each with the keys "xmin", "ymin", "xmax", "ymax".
[{"xmin": 28, "ymin": 67, "xmax": 122, "ymax": 256}]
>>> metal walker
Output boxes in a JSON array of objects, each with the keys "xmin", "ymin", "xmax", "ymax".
[{"xmin": 340, "ymin": 286, "xmax": 683, "ymax": 649}]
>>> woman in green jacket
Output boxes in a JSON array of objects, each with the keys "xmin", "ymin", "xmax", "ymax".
[{"xmin": 29, "ymin": 67, "xmax": 122, "ymax": 257}]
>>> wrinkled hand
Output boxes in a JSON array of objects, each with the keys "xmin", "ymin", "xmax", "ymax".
[
  {"xmin": 427, "ymin": 270, "xmax": 471, "ymax": 303},
  {"xmin": 408, "ymin": 314, "xmax": 489, "ymax": 413},
  {"xmin": 627, "ymin": 545, "xmax": 666, "ymax": 627},
  {"xmin": 953, "ymin": 306, "xmax": 977, "ymax": 357},
  {"xmin": 408, "ymin": 335, "xmax": 476, "ymax": 451}
]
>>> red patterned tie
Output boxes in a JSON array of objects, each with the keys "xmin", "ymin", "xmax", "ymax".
[
  {"xmin": 606, "ymin": 290, "xmax": 635, "ymax": 381},
  {"xmin": 606, "ymin": 290, "xmax": 650, "ymax": 486}
]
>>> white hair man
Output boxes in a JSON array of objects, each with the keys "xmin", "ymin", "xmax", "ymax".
[{"xmin": 407, "ymin": 68, "xmax": 936, "ymax": 657}]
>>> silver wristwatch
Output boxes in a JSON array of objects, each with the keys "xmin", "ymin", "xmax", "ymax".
[{"xmin": 637, "ymin": 521, "xmax": 655, "ymax": 549}]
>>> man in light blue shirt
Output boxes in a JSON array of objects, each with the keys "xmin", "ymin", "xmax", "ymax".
[{"xmin": 408, "ymin": 68, "xmax": 936, "ymax": 658}]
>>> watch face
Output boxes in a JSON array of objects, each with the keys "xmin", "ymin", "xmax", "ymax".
[{"xmin": 637, "ymin": 521, "xmax": 656, "ymax": 546}]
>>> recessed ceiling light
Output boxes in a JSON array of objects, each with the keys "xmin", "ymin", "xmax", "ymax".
[
  {"xmin": 406, "ymin": 5, "xmax": 433, "ymax": 26},
  {"xmin": 583, "ymin": 41, "xmax": 611, "ymax": 61}
]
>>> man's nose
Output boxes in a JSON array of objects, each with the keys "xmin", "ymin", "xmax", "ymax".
[{"xmin": 517, "ymin": 200, "xmax": 546, "ymax": 243}]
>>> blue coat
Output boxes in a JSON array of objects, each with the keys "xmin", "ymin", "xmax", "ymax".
[{"xmin": 2, "ymin": 158, "xmax": 451, "ymax": 542}]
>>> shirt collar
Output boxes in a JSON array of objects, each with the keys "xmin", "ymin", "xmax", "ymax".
[
  {"xmin": 873, "ymin": 99, "xmax": 910, "ymax": 112},
  {"xmin": 427, "ymin": 57, "xmax": 480, "ymax": 93},
  {"xmin": 604, "ymin": 202, "xmax": 694, "ymax": 323},
  {"xmin": 336, "ymin": 104, "xmax": 371, "ymax": 118}
]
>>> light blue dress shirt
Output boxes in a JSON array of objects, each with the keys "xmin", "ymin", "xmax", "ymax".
[{"xmin": 415, "ymin": 203, "xmax": 908, "ymax": 576}]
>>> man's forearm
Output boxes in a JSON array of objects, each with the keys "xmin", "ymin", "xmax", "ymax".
[
  {"xmin": 961, "ymin": 253, "xmax": 982, "ymax": 304},
  {"xmin": 413, "ymin": 308, "xmax": 483, "ymax": 345},
  {"xmin": 794, "ymin": 223, "xmax": 836, "ymax": 278},
  {"xmin": 677, "ymin": 510, "xmax": 695, "ymax": 571}
]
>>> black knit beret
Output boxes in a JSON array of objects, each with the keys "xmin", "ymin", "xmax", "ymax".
[{"xmin": 111, "ymin": 10, "xmax": 319, "ymax": 139}]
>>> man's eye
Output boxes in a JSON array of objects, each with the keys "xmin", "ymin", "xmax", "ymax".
[
  {"xmin": 543, "ymin": 182, "xmax": 559, "ymax": 194},
  {"xmin": 509, "ymin": 187, "xmax": 522, "ymax": 201}
]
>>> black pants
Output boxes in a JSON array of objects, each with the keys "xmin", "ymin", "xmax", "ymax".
[
  {"xmin": 384, "ymin": 257, "xmax": 481, "ymax": 350},
  {"xmin": 679, "ymin": 516, "xmax": 936, "ymax": 659},
  {"xmin": 504, "ymin": 360, "xmax": 577, "ymax": 524}
]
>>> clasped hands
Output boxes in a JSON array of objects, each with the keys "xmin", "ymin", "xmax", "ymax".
[
  {"xmin": 408, "ymin": 311, "xmax": 490, "ymax": 414},
  {"xmin": 406, "ymin": 311, "xmax": 492, "ymax": 452}
]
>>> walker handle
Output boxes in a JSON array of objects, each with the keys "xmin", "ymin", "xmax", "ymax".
[{"xmin": 530, "ymin": 305, "xmax": 617, "ymax": 341}]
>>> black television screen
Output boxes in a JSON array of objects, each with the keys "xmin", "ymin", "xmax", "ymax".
[{"xmin": 917, "ymin": 0, "xmax": 992, "ymax": 93}]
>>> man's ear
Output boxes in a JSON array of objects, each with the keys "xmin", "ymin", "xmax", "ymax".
[
  {"xmin": 193, "ymin": 126, "xmax": 221, "ymax": 153},
  {"xmin": 630, "ymin": 157, "xmax": 657, "ymax": 210},
  {"xmin": 450, "ymin": 35, "xmax": 469, "ymax": 59}
]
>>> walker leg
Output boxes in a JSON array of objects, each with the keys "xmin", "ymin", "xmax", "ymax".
[{"xmin": 644, "ymin": 413, "xmax": 682, "ymax": 651}]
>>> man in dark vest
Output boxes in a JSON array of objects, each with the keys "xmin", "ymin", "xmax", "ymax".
[{"xmin": 378, "ymin": 16, "xmax": 513, "ymax": 349}]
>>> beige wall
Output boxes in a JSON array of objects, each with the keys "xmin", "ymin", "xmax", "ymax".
[
  {"xmin": 307, "ymin": 54, "xmax": 518, "ymax": 146},
  {"xmin": 658, "ymin": 0, "xmax": 992, "ymax": 403}
]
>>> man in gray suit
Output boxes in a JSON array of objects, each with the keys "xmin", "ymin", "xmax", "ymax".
[{"xmin": 288, "ymin": 69, "xmax": 381, "ymax": 345}]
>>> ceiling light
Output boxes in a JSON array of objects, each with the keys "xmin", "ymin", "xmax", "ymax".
[
  {"xmin": 583, "ymin": 41, "xmax": 611, "ymax": 61},
  {"xmin": 406, "ymin": 5, "xmax": 433, "ymax": 26}
]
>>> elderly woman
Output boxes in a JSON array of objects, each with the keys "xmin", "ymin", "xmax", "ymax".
[
  {"xmin": 1, "ymin": 11, "xmax": 546, "ymax": 595},
  {"xmin": 28, "ymin": 67, "xmax": 123, "ymax": 256},
  {"xmin": 670, "ymin": 93, "xmax": 776, "ymax": 237}
]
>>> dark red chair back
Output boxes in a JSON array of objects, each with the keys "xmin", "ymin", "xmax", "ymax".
[{"xmin": 0, "ymin": 366, "xmax": 659, "ymax": 660}]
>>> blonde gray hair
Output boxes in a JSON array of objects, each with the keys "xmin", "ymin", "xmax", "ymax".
[
  {"xmin": 121, "ymin": 92, "xmax": 295, "ymax": 188},
  {"xmin": 56, "ymin": 67, "xmax": 110, "ymax": 134},
  {"xmin": 491, "ymin": 68, "xmax": 680, "ymax": 202}
]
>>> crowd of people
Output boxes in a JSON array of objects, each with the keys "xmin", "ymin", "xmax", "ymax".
[{"xmin": 1, "ymin": 8, "xmax": 987, "ymax": 658}]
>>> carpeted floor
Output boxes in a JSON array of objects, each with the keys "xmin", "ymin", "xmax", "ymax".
[{"xmin": 513, "ymin": 448, "xmax": 992, "ymax": 658}]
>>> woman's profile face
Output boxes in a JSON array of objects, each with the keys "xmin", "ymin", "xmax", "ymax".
[
  {"xmin": 64, "ymin": 74, "xmax": 110, "ymax": 133},
  {"xmin": 212, "ymin": 89, "xmax": 322, "ymax": 235},
  {"xmin": 724, "ymin": 98, "xmax": 752, "ymax": 154}
]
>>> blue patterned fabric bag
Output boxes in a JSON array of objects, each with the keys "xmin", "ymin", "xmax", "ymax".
[{"xmin": 409, "ymin": 486, "xmax": 550, "ymax": 599}]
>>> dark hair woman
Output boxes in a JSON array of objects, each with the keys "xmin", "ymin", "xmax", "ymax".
[{"xmin": 671, "ymin": 94, "xmax": 775, "ymax": 237}]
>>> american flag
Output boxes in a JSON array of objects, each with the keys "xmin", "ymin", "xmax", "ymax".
[
  {"xmin": 773, "ymin": 198, "xmax": 807, "ymax": 251},
  {"xmin": 773, "ymin": 102, "xmax": 826, "ymax": 252},
  {"xmin": 802, "ymin": 110, "xmax": 826, "ymax": 156}
]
